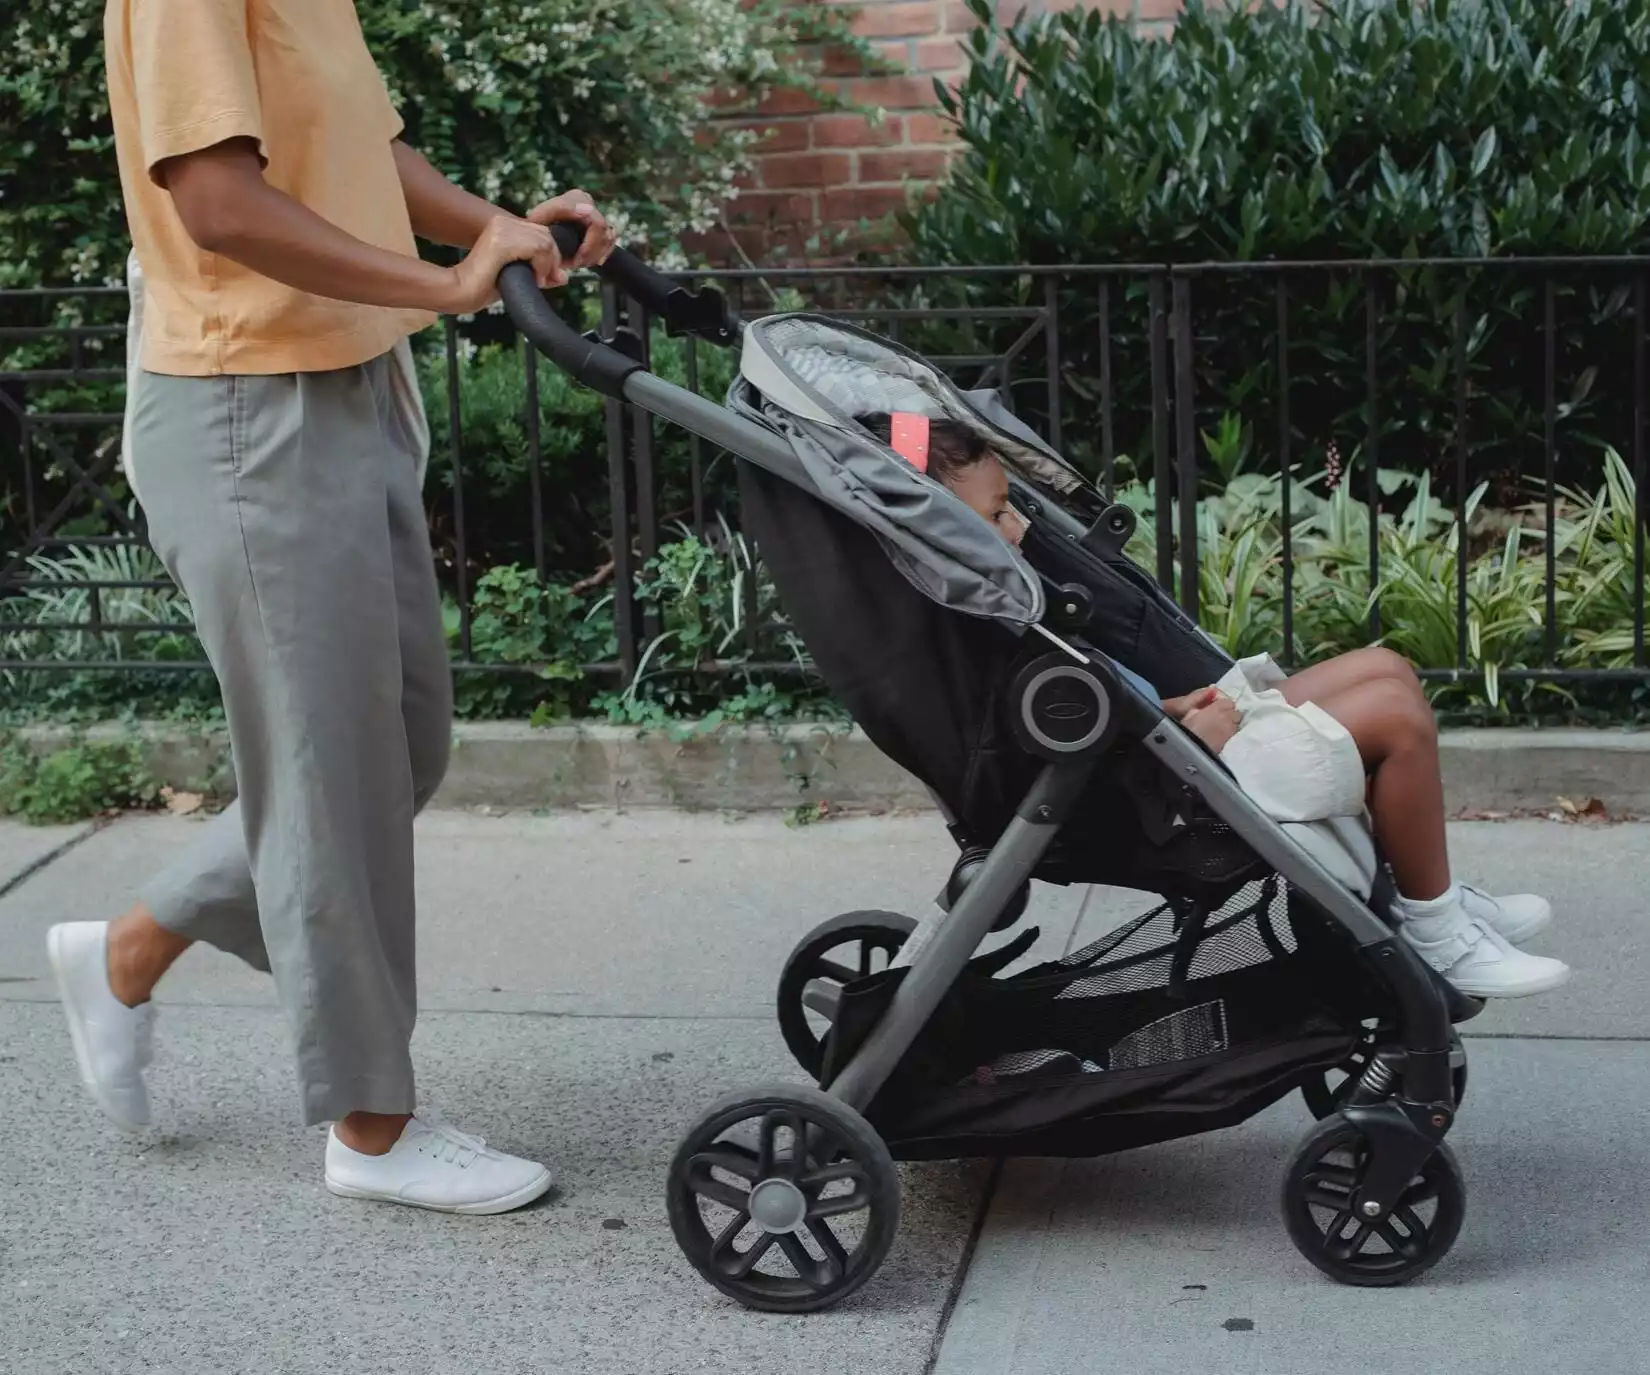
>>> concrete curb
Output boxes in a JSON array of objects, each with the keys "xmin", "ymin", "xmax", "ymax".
[{"xmin": 12, "ymin": 721, "xmax": 1650, "ymax": 815}]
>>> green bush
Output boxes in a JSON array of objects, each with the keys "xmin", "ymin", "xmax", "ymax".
[
  {"xmin": 0, "ymin": 0, "xmax": 864, "ymax": 292},
  {"xmin": 0, "ymin": 734, "xmax": 161, "ymax": 825},
  {"xmin": 416, "ymin": 310, "xmax": 742, "ymax": 578},
  {"xmin": 906, "ymin": 0, "xmax": 1650, "ymax": 510},
  {"xmin": 450, "ymin": 528, "xmax": 830, "ymax": 725},
  {"xmin": 1121, "ymin": 433, "xmax": 1650, "ymax": 717}
]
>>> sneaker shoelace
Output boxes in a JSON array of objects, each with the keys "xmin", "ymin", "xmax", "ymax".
[{"xmin": 411, "ymin": 1110, "xmax": 497, "ymax": 1167}]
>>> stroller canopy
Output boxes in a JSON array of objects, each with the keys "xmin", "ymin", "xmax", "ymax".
[{"xmin": 731, "ymin": 314, "xmax": 1093, "ymax": 632}]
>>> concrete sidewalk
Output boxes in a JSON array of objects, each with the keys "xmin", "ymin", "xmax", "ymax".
[{"xmin": 0, "ymin": 813, "xmax": 1643, "ymax": 1374}]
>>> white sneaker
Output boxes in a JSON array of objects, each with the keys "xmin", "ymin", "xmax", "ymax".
[
  {"xmin": 1398, "ymin": 909, "xmax": 1572, "ymax": 999},
  {"xmin": 1459, "ymin": 884, "xmax": 1553, "ymax": 946},
  {"xmin": 324, "ymin": 1111, "xmax": 553, "ymax": 1215},
  {"xmin": 47, "ymin": 921, "xmax": 155, "ymax": 1132}
]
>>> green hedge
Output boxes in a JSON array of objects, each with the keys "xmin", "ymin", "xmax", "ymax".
[
  {"xmin": 0, "ymin": 0, "xmax": 862, "ymax": 291},
  {"xmin": 905, "ymin": 0, "xmax": 1650, "ymax": 504}
]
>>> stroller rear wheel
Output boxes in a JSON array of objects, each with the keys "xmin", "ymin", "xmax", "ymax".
[
  {"xmin": 667, "ymin": 1082, "xmax": 901, "ymax": 1313},
  {"xmin": 777, "ymin": 911, "xmax": 917, "ymax": 1077},
  {"xmin": 1302, "ymin": 1026, "xmax": 1468, "ymax": 1119},
  {"xmin": 1281, "ymin": 1114, "xmax": 1466, "ymax": 1287}
]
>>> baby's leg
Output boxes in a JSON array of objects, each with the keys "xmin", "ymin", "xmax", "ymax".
[
  {"xmin": 1314, "ymin": 677, "xmax": 1450, "ymax": 899},
  {"xmin": 1282, "ymin": 646, "xmax": 1424, "ymax": 713}
]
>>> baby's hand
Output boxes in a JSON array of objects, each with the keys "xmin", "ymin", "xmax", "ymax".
[
  {"xmin": 1182, "ymin": 691, "xmax": 1241, "ymax": 753},
  {"xmin": 1162, "ymin": 686, "xmax": 1220, "ymax": 721}
]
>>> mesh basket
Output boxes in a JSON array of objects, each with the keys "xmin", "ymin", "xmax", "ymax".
[{"xmin": 828, "ymin": 876, "xmax": 1368, "ymax": 1159}]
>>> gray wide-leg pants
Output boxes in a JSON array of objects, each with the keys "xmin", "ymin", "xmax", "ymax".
[{"xmin": 127, "ymin": 354, "xmax": 451, "ymax": 1125}]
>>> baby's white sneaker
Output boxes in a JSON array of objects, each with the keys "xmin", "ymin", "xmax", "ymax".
[
  {"xmin": 1395, "ymin": 888, "xmax": 1571, "ymax": 998},
  {"xmin": 1457, "ymin": 884, "xmax": 1553, "ymax": 946}
]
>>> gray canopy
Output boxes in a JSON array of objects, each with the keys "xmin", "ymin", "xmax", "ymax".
[{"xmin": 730, "ymin": 313, "xmax": 1093, "ymax": 632}]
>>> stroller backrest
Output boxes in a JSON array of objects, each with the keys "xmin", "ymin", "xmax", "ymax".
[{"xmin": 732, "ymin": 313, "xmax": 1237, "ymax": 840}]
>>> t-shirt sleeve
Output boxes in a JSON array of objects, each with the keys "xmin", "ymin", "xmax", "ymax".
[{"xmin": 129, "ymin": 0, "xmax": 267, "ymax": 184}]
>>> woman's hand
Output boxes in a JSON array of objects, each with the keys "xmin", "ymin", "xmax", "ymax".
[
  {"xmin": 526, "ymin": 189, "xmax": 617, "ymax": 286},
  {"xmin": 1182, "ymin": 691, "xmax": 1242, "ymax": 754},
  {"xmin": 440, "ymin": 213, "xmax": 563, "ymax": 313}
]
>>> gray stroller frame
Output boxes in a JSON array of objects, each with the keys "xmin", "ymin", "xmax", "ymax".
[{"xmin": 500, "ymin": 241, "xmax": 1475, "ymax": 1312}]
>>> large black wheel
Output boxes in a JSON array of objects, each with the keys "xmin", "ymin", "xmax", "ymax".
[
  {"xmin": 667, "ymin": 1082, "xmax": 902, "ymax": 1313},
  {"xmin": 1282, "ymin": 1114, "xmax": 1466, "ymax": 1287},
  {"xmin": 777, "ymin": 911, "xmax": 917, "ymax": 1078},
  {"xmin": 1302, "ymin": 1026, "xmax": 1468, "ymax": 1120}
]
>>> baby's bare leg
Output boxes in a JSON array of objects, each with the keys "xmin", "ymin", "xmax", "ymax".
[
  {"xmin": 1282, "ymin": 646, "xmax": 1424, "ymax": 712},
  {"xmin": 1316, "ymin": 677, "xmax": 1450, "ymax": 899}
]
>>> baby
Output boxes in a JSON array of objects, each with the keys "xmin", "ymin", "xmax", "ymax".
[{"xmin": 857, "ymin": 411, "xmax": 1571, "ymax": 1001}]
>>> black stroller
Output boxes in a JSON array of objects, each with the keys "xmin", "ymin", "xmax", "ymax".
[{"xmin": 501, "ymin": 239, "xmax": 1481, "ymax": 1313}]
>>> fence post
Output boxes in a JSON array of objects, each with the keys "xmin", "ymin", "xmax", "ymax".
[
  {"xmin": 602, "ymin": 283, "xmax": 639, "ymax": 686},
  {"xmin": 1149, "ymin": 274, "xmax": 1173, "ymax": 592},
  {"xmin": 1364, "ymin": 276, "xmax": 1381, "ymax": 641},
  {"xmin": 1277, "ymin": 277, "xmax": 1293, "ymax": 666},
  {"xmin": 1172, "ymin": 275, "xmax": 1200, "ymax": 622}
]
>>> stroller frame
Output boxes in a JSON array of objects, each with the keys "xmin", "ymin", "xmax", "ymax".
[{"xmin": 500, "ymin": 242, "xmax": 1472, "ymax": 1312}]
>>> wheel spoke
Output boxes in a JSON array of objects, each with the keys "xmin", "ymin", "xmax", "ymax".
[
  {"xmin": 1373, "ymin": 1217, "xmax": 1424, "ymax": 1260},
  {"xmin": 858, "ymin": 941, "xmax": 876, "ymax": 977},
  {"xmin": 778, "ymin": 1229, "xmax": 845, "ymax": 1291},
  {"xmin": 1302, "ymin": 1163, "xmax": 1357, "ymax": 1196},
  {"xmin": 758, "ymin": 1109, "xmax": 806, "ymax": 1179},
  {"xmin": 686, "ymin": 1159, "xmax": 753, "ymax": 1213},
  {"xmin": 689, "ymin": 1144, "xmax": 760, "ymax": 1185},
  {"xmin": 806, "ymin": 1163, "xmax": 872, "ymax": 1219},
  {"xmin": 808, "ymin": 1218, "xmax": 849, "ymax": 1273},
  {"xmin": 1324, "ymin": 1218, "xmax": 1375, "ymax": 1263},
  {"xmin": 814, "ymin": 958, "xmax": 858, "ymax": 985},
  {"xmin": 1387, "ymin": 1208, "xmax": 1430, "ymax": 1258},
  {"xmin": 1304, "ymin": 1185, "xmax": 1352, "ymax": 1211},
  {"xmin": 710, "ymin": 1213, "xmax": 778, "ymax": 1278}
]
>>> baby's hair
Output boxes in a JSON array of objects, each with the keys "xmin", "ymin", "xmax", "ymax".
[{"xmin": 856, "ymin": 412, "xmax": 991, "ymax": 486}]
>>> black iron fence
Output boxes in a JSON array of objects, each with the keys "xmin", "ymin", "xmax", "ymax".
[{"xmin": 4, "ymin": 257, "xmax": 1649, "ymax": 705}]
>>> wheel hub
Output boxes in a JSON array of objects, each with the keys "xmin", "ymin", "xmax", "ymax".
[{"xmin": 748, "ymin": 1178, "xmax": 808, "ymax": 1233}]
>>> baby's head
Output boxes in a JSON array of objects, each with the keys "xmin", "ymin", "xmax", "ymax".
[{"xmin": 858, "ymin": 413, "xmax": 1028, "ymax": 547}]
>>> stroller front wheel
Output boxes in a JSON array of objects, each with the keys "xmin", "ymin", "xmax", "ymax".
[
  {"xmin": 667, "ymin": 1082, "xmax": 902, "ymax": 1313},
  {"xmin": 1281, "ymin": 1114, "xmax": 1466, "ymax": 1287}
]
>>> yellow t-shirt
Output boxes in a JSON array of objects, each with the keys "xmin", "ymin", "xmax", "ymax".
[{"xmin": 104, "ymin": 0, "xmax": 436, "ymax": 376}]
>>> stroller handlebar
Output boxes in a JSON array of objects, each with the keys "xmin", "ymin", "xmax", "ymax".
[{"xmin": 496, "ymin": 224, "xmax": 739, "ymax": 398}]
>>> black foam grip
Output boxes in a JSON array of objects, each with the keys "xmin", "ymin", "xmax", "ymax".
[
  {"xmin": 545, "ymin": 222, "xmax": 681, "ymax": 317},
  {"xmin": 495, "ymin": 262, "xmax": 641, "ymax": 400}
]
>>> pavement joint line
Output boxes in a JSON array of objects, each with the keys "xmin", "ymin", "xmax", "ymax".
[
  {"xmin": 0, "ymin": 991, "xmax": 774, "ymax": 1022},
  {"xmin": 0, "ymin": 818, "xmax": 102, "ymax": 903},
  {"xmin": 923, "ymin": 1157, "xmax": 1004, "ymax": 1375}
]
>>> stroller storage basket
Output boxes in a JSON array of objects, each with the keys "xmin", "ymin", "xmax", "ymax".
[{"xmin": 823, "ymin": 879, "xmax": 1366, "ymax": 1161}]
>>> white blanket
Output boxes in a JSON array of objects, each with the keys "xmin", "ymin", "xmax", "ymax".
[{"xmin": 1215, "ymin": 653, "xmax": 1368, "ymax": 823}]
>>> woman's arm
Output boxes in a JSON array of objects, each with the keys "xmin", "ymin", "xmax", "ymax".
[
  {"xmin": 391, "ymin": 142, "xmax": 614, "ymax": 284},
  {"xmin": 162, "ymin": 138, "xmax": 557, "ymax": 314}
]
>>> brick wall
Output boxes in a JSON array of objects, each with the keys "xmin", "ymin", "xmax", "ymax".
[{"xmin": 716, "ymin": 1, "xmax": 1181, "ymax": 259}]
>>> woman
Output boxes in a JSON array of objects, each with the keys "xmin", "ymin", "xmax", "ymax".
[{"xmin": 858, "ymin": 412, "xmax": 1571, "ymax": 1000}]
